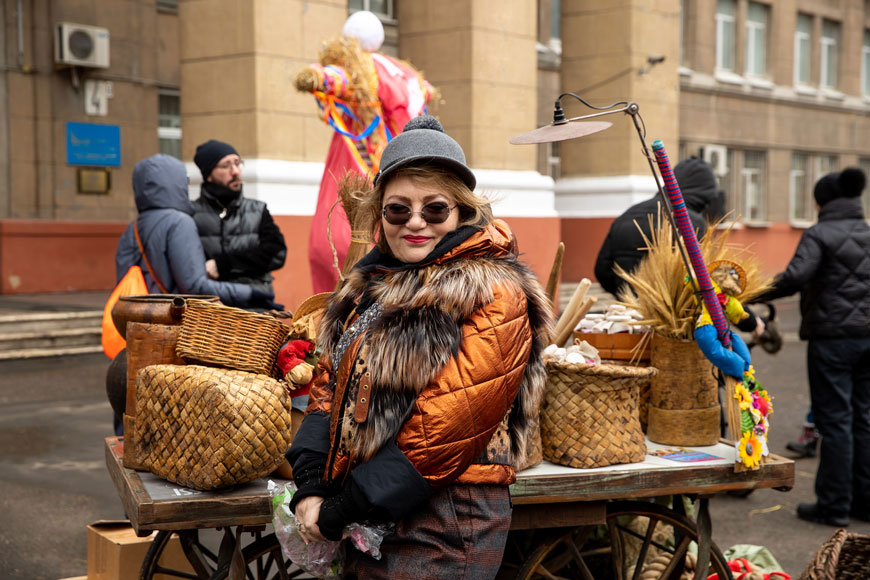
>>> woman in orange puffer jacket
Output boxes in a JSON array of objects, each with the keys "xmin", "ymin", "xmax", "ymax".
[{"xmin": 285, "ymin": 116, "xmax": 552, "ymax": 579}]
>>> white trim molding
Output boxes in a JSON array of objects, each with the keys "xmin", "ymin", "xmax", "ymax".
[
  {"xmin": 474, "ymin": 169, "xmax": 557, "ymax": 218},
  {"xmin": 555, "ymin": 174, "xmax": 658, "ymax": 218}
]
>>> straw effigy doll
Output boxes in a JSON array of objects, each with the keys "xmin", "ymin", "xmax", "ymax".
[{"xmin": 295, "ymin": 11, "xmax": 436, "ymax": 292}]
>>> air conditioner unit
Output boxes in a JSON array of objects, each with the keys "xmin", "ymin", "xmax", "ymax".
[
  {"xmin": 701, "ymin": 144, "xmax": 728, "ymax": 177},
  {"xmin": 55, "ymin": 23, "xmax": 110, "ymax": 69}
]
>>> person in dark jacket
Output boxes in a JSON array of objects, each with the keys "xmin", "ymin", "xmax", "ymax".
[
  {"xmin": 115, "ymin": 154, "xmax": 276, "ymax": 308},
  {"xmin": 192, "ymin": 140, "xmax": 287, "ymax": 308},
  {"xmin": 594, "ymin": 157, "xmax": 718, "ymax": 297},
  {"xmin": 758, "ymin": 167, "xmax": 870, "ymax": 527}
]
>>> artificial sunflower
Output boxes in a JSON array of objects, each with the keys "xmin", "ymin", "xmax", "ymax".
[
  {"xmin": 738, "ymin": 432, "xmax": 764, "ymax": 468},
  {"xmin": 734, "ymin": 382, "xmax": 754, "ymax": 410}
]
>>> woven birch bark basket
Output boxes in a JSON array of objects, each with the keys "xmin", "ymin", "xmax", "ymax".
[
  {"xmin": 541, "ymin": 362, "xmax": 656, "ymax": 469},
  {"xmin": 134, "ymin": 364, "xmax": 293, "ymax": 490},
  {"xmin": 176, "ymin": 299, "xmax": 290, "ymax": 378}
]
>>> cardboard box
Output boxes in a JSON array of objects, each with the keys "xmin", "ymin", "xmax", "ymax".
[{"xmin": 86, "ymin": 521, "xmax": 194, "ymax": 580}]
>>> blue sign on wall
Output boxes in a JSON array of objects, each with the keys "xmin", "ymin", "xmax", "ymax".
[{"xmin": 66, "ymin": 122, "xmax": 121, "ymax": 167}]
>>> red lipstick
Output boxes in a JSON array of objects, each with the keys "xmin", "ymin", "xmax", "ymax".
[{"xmin": 403, "ymin": 235, "xmax": 430, "ymax": 244}]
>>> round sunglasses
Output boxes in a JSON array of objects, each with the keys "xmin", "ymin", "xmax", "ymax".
[{"xmin": 382, "ymin": 202, "xmax": 456, "ymax": 225}]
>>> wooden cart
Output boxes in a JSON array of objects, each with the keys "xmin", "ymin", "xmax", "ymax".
[{"xmin": 105, "ymin": 437, "xmax": 793, "ymax": 580}]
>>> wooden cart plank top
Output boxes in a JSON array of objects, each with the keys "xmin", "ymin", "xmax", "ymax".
[{"xmin": 106, "ymin": 437, "xmax": 794, "ymax": 533}]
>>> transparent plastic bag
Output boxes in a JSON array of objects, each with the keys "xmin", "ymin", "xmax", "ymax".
[{"xmin": 267, "ymin": 481, "xmax": 392, "ymax": 578}]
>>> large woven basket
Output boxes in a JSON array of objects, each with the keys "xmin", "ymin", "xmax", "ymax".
[
  {"xmin": 134, "ymin": 364, "xmax": 293, "ymax": 490},
  {"xmin": 799, "ymin": 529, "xmax": 870, "ymax": 580},
  {"xmin": 176, "ymin": 299, "xmax": 290, "ymax": 377},
  {"xmin": 541, "ymin": 362, "xmax": 656, "ymax": 469}
]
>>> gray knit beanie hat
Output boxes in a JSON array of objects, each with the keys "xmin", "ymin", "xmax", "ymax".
[{"xmin": 374, "ymin": 116, "xmax": 476, "ymax": 190}]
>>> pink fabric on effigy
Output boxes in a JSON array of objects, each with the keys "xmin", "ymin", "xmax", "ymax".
[{"xmin": 304, "ymin": 32, "xmax": 434, "ymax": 293}]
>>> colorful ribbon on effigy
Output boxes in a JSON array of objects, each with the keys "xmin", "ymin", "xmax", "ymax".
[
  {"xmin": 308, "ymin": 63, "xmax": 389, "ymax": 173},
  {"xmin": 651, "ymin": 139, "xmax": 731, "ymax": 348}
]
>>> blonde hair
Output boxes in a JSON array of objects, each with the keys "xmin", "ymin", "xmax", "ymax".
[{"xmin": 351, "ymin": 164, "xmax": 493, "ymax": 254}]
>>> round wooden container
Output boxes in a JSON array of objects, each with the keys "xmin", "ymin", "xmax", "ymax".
[{"xmin": 646, "ymin": 334, "xmax": 720, "ymax": 446}]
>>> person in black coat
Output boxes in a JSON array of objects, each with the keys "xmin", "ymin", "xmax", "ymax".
[
  {"xmin": 758, "ymin": 167, "xmax": 870, "ymax": 527},
  {"xmin": 594, "ymin": 157, "xmax": 718, "ymax": 297},
  {"xmin": 192, "ymin": 140, "xmax": 287, "ymax": 310}
]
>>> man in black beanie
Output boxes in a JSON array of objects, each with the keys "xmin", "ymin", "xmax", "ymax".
[
  {"xmin": 192, "ymin": 139, "xmax": 287, "ymax": 310},
  {"xmin": 758, "ymin": 167, "xmax": 870, "ymax": 527}
]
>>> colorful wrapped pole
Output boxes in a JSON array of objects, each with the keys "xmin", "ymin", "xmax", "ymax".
[{"xmin": 651, "ymin": 139, "xmax": 731, "ymax": 348}]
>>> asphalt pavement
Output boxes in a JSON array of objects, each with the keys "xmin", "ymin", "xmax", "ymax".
[{"xmin": 0, "ymin": 292, "xmax": 868, "ymax": 579}]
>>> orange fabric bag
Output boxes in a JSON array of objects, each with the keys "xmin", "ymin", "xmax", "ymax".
[{"xmin": 101, "ymin": 265, "xmax": 147, "ymax": 359}]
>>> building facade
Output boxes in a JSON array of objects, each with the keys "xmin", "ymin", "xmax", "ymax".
[{"xmin": 2, "ymin": 0, "xmax": 870, "ymax": 304}]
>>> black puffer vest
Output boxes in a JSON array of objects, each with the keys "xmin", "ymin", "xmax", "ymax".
[{"xmin": 193, "ymin": 187, "xmax": 274, "ymax": 295}]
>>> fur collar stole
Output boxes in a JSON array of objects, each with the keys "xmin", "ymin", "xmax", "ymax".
[{"xmin": 318, "ymin": 222, "xmax": 552, "ymax": 463}]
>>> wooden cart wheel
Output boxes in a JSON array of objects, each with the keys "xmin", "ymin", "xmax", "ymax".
[
  {"xmin": 606, "ymin": 500, "xmax": 732, "ymax": 580},
  {"xmin": 502, "ymin": 527, "xmax": 597, "ymax": 580},
  {"xmin": 209, "ymin": 533, "xmax": 305, "ymax": 580},
  {"xmin": 140, "ymin": 529, "xmax": 220, "ymax": 580}
]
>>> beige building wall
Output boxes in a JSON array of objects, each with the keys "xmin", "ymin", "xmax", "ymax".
[
  {"xmin": 680, "ymin": 0, "xmax": 870, "ymax": 224},
  {"xmin": 396, "ymin": 0, "xmax": 538, "ymax": 172},
  {"xmin": 179, "ymin": 0, "xmax": 343, "ymax": 164},
  {"xmin": 560, "ymin": 0, "xmax": 680, "ymax": 179},
  {"xmin": 4, "ymin": 0, "xmax": 178, "ymax": 221}
]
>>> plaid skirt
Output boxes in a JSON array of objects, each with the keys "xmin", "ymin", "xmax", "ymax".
[{"xmin": 343, "ymin": 484, "xmax": 511, "ymax": 580}]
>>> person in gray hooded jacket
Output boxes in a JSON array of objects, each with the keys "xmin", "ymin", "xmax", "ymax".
[{"xmin": 114, "ymin": 154, "xmax": 276, "ymax": 308}]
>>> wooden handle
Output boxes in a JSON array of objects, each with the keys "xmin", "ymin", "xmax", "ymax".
[
  {"xmin": 552, "ymin": 296, "xmax": 597, "ymax": 347},
  {"xmin": 545, "ymin": 242, "xmax": 565, "ymax": 311},
  {"xmin": 552, "ymin": 278, "xmax": 591, "ymax": 341}
]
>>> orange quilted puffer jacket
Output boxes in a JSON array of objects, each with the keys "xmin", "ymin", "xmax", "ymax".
[{"xmin": 307, "ymin": 220, "xmax": 552, "ymax": 491}]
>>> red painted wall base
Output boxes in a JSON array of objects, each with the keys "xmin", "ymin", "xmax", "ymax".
[{"xmin": 0, "ymin": 217, "xmax": 801, "ymax": 306}]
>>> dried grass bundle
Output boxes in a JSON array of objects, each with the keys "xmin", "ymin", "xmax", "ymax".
[
  {"xmin": 330, "ymin": 172, "xmax": 374, "ymax": 288},
  {"xmin": 616, "ymin": 207, "xmax": 773, "ymax": 339}
]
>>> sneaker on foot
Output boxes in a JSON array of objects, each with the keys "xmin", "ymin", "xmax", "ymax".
[
  {"xmin": 797, "ymin": 502, "xmax": 849, "ymax": 527},
  {"xmin": 786, "ymin": 425, "xmax": 819, "ymax": 458}
]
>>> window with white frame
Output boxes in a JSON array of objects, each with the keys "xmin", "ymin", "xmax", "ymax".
[
  {"xmin": 790, "ymin": 153, "xmax": 810, "ymax": 221},
  {"xmin": 348, "ymin": 0, "xmax": 393, "ymax": 19},
  {"xmin": 862, "ymin": 30, "xmax": 870, "ymax": 95},
  {"xmin": 820, "ymin": 20, "xmax": 840, "ymax": 89},
  {"xmin": 745, "ymin": 2, "xmax": 768, "ymax": 77},
  {"xmin": 716, "ymin": 148, "xmax": 738, "ymax": 219},
  {"xmin": 715, "ymin": 0, "xmax": 736, "ymax": 72},
  {"xmin": 742, "ymin": 151, "xmax": 766, "ymax": 222},
  {"xmin": 158, "ymin": 92, "xmax": 181, "ymax": 160},
  {"xmin": 795, "ymin": 13, "xmax": 812, "ymax": 86},
  {"xmin": 816, "ymin": 155, "xmax": 838, "ymax": 182}
]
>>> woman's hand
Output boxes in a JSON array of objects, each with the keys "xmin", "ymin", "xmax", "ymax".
[{"xmin": 294, "ymin": 496, "xmax": 327, "ymax": 543}]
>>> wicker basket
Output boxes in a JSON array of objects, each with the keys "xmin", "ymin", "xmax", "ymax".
[
  {"xmin": 134, "ymin": 364, "xmax": 293, "ymax": 490},
  {"xmin": 799, "ymin": 529, "xmax": 870, "ymax": 580},
  {"xmin": 541, "ymin": 362, "xmax": 656, "ymax": 469},
  {"xmin": 176, "ymin": 299, "xmax": 290, "ymax": 377}
]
